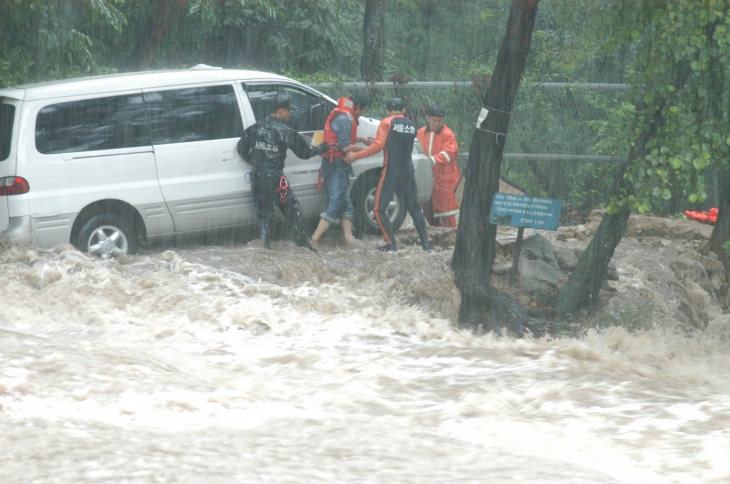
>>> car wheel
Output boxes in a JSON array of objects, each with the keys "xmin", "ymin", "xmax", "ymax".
[
  {"xmin": 352, "ymin": 172, "xmax": 407, "ymax": 235},
  {"xmin": 77, "ymin": 214, "xmax": 138, "ymax": 259}
]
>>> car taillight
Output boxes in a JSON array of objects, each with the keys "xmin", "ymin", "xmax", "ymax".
[{"xmin": 0, "ymin": 176, "xmax": 29, "ymax": 196}]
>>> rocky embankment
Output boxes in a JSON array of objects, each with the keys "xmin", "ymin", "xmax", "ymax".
[{"xmin": 490, "ymin": 210, "xmax": 729, "ymax": 332}]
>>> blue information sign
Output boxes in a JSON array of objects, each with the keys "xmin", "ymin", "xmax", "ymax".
[{"xmin": 489, "ymin": 193, "xmax": 562, "ymax": 231}]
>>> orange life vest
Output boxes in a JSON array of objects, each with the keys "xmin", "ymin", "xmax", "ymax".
[
  {"xmin": 684, "ymin": 207, "xmax": 718, "ymax": 224},
  {"xmin": 322, "ymin": 97, "xmax": 358, "ymax": 162}
]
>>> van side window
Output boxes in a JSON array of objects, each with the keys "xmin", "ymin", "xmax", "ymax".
[
  {"xmin": 244, "ymin": 85, "xmax": 333, "ymax": 133},
  {"xmin": 35, "ymin": 94, "xmax": 148, "ymax": 154},
  {"xmin": 145, "ymin": 85, "xmax": 242, "ymax": 145},
  {"xmin": 1, "ymin": 103, "xmax": 15, "ymax": 161}
]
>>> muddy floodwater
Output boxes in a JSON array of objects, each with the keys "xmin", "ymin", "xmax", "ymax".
[{"xmin": 1, "ymin": 223, "xmax": 730, "ymax": 483}]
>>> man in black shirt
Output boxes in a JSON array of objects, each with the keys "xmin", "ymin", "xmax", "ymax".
[{"xmin": 237, "ymin": 94, "xmax": 328, "ymax": 250}]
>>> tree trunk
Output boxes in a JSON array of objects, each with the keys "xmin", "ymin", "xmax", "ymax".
[
  {"xmin": 709, "ymin": 168, "xmax": 730, "ymax": 268},
  {"xmin": 555, "ymin": 58, "xmax": 695, "ymax": 317},
  {"xmin": 450, "ymin": 0, "xmax": 539, "ymax": 331},
  {"xmin": 361, "ymin": 0, "xmax": 386, "ymax": 82},
  {"xmin": 555, "ymin": 102, "xmax": 687, "ymax": 316},
  {"xmin": 127, "ymin": 0, "xmax": 185, "ymax": 72},
  {"xmin": 553, "ymin": 165, "xmax": 631, "ymax": 316}
]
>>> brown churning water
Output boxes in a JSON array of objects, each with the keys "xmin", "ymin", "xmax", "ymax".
[{"xmin": 1, "ymin": 231, "xmax": 729, "ymax": 483}]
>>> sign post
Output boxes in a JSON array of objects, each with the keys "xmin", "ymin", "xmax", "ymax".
[{"xmin": 489, "ymin": 193, "xmax": 563, "ymax": 286}]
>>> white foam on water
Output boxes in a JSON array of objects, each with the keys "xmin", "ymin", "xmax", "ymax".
[{"xmin": 1, "ymin": 244, "xmax": 729, "ymax": 483}]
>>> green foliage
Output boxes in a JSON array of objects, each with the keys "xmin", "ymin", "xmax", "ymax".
[
  {"xmin": 0, "ymin": 0, "xmax": 125, "ymax": 85},
  {"xmin": 599, "ymin": 0, "xmax": 730, "ymax": 214},
  {"xmin": 383, "ymin": 1, "xmax": 508, "ymax": 80},
  {"xmin": 3, "ymin": 0, "xmax": 729, "ymax": 225}
]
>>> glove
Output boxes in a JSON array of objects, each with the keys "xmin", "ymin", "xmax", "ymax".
[{"xmin": 316, "ymin": 142, "xmax": 329, "ymax": 155}]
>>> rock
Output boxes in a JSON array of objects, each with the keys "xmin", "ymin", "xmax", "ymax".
[
  {"xmin": 492, "ymin": 260, "xmax": 514, "ymax": 275},
  {"xmin": 589, "ymin": 289, "xmax": 661, "ymax": 331},
  {"xmin": 711, "ymin": 272, "xmax": 726, "ymax": 292},
  {"xmin": 575, "ymin": 224, "xmax": 589, "ymax": 236},
  {"xmin": 669, "ymin": 259, "xmax": 712, "ymax": 294},
  {"xmin": 554, "ymin": 248, "xmax": 578, "ymax": 271},
  {"xmin": 557, "ymin": 227, "xmax": 575, "ymax": 240},
  {"xmin": 687, "ymin": 253, "xmax": 725, "ymax": 273},
  {"xmin": 519, "ymin": 234, "xmax": 561, "ymax": 272},
  {"xmin": 661, "ymin": 239, "xmax": 671, "ymax": 247},
  {"xmin": 518, "ymin": 257, "xmax": 562, "ymax": 305},
  {"xmin": 576, "ymin": 233, "xmax": 586, "ymax": 241},
  {"xmin": 707, "ymin": 251, "xmax": 719, "ymax": 261},
  {"xmin": 517, "ymin": 234, "xmax": 563, "ymax": 298},
  {"xmin": 607, "ymin": 261, "xmax": 619, "ymax": 281},
  {"xmin": 626, "ymin": 215, "xmax": 713, "ymax": 240}
]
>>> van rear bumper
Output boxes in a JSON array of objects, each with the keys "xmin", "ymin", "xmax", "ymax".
[{"xmin": 0, "ymin": 216, "xmax": 33, "ymax": 245}]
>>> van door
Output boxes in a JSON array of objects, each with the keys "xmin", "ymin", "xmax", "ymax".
[
  {"xmin": 242, "ymin": 84, "xmax": 332, "ymax": 217},
  {"xmin": 145, "ymin": 84, "xmax": 252, "ymax": 232},
  {"xmin": 0, "ymin": 101, "xmax": 18, "ymax": 232}
]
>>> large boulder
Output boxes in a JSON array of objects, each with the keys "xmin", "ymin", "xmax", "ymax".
[
  {"xmin": 513, "ymin": 234, "xmax": 563, "ymax": 304},
  {"xmin": 518, "ymin": 258, "xmax": 563, "ymax": 304},
  {"xmin": 519, "ymin": 234, "xmax": 561, "ymax": 272}
]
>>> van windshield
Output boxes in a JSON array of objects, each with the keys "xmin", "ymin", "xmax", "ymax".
[{"xmin": 0, "ymin": 102, "xmax": 15, "ymax": 162}]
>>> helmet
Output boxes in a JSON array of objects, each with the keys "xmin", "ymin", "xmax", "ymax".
[
  {"xmin": 426, "ymin": 105, "xmax": 446, "ymax": 117},
  {"xmin": 386, "ymin": 97, "xmax": 406, "ymax": 111}
]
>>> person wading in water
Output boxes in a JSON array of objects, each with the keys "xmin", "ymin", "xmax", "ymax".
[
  {"xmin": 344, "ymin": 98, "xmax": 431, "ymax": 252},
  {"xmin": 311, "ymin": 91, "xmax": 373, "ymax": 245},
  {"xmin": 237, "ymin": 93, "xmax": 329, "ymax": 250}
]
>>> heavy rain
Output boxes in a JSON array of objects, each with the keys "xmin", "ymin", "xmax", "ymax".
[{"xmin": 1, "ymin": 1, "xmax": 730, "ymax": 483}]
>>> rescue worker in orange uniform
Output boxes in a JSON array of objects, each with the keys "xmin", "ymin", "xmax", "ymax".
[
  {"xmin": 311, "ymin": 92, "xmax": 372, "ymax": 244},
  {"xmin": 344, "ymin": 98, "xmax": 430, "ymax": 252},
  {"xmin": 416, "ymin": 106, "xmax": 460, "ymax": 228}
]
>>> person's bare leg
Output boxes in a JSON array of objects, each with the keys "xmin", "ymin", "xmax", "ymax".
[
  {"xmin": 341, "ymin": 218, "xmax": 355, "ymax": 243},
  {"xmin": 311, "ymin": 218, "xmax": 330, "ymax": 243}
]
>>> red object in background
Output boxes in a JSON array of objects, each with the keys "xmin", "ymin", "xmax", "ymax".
[{"xmin": 685, "ymin": 208, "xmax": 718, "ymax": 224}]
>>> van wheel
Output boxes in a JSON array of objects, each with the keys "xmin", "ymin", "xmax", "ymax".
[
  {"xmin": 352, "ymin": 172, "xmax": 407, "ymax": 235},
  {"xmin": 77, "ymin": 214, "xmax": 138, "ymax": 259}
]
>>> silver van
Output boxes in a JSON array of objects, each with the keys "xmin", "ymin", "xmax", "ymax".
[{"xmin": 0, "ymin": 67, "xmax": 433, "ymax": 258}]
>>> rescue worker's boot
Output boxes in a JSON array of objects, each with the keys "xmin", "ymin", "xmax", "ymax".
[
  {"xmin": 311, "ymin": 218, "xmax": 330, "ymax": 244},
  {"xmin": 377, "ymin": 243, "xmax": 397, "ymax": 252},
  {"xmin": 260, "ymin": 218, "xmax": 272, "ymax": 249},
  {"xmin": 289, "ymin": 204, "xmax": 316, "ymax": 252},
  {"xmin": 412, "ymin": 209, "xmax": 431, "ymax": 252},
  {"xmin": 341, "ymin": 218, "xmax": 355, "ymax": 244}
]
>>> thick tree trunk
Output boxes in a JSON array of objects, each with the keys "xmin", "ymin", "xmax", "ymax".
[
  {"xmin": 127, "ymin": 0, "xmax": 184, "ymax": 72},
  {"xmin": 450, "ymin": 0, "xmax": 539, "ymax": 331},
  {"xmin": 709, "ymin": 168, "xmax": 730, "ymax": 268},
  {"xmin": 361, "ymin": 0, "xmax": 386, "ymax": 82}
]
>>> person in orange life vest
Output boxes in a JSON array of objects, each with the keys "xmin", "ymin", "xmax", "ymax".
[
  {"xmin": 344, "ymin": 98, "xmax": 431, "ymax": 252},
  {"xmin": 311, "ymin": 92, "xmax": 373, "ymax": 244},
  {"xmin": 416, "ymin": 105, "xmax": 460, "ymax": 228}
]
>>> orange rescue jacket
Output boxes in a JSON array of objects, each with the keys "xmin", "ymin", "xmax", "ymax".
[{"xmin": 416, "ymin": 125, "xmax": 460, "ymax": 217}]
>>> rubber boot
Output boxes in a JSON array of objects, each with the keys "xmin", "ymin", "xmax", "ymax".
[
  {"xmin": 260, "ymin": 218, "xmax": 272, "ymax": 249},
  {"xmin": 311, "ymin": 218, "xmax": 330, "ymax": 243},
  {"xmin": 341, "ymin": 218, "xmax": 355, "ymax": 243}
]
